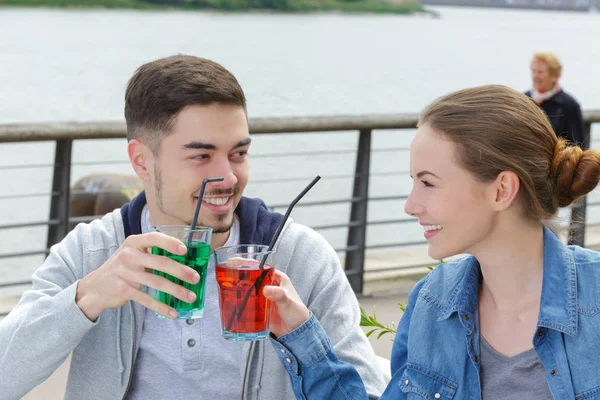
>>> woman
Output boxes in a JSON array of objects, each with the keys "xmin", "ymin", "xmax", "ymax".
[
  {"xmin": 526, "ymin": 52, "xmax": 586, "ymax": 148},
  {"xmin": 263, "ymin": 85, "xmax": 600, "ymax": 399}
]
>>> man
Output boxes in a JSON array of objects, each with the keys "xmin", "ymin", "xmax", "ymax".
[
  {"xmin": 525, "ymin": 52, "xmax": 586, "ymax": 148},
  {"xmin": 0, "ymin": 55, "xmax": 385, "ymax": 399}
]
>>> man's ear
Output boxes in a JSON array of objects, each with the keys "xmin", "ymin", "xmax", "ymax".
[{"xmin": 128, "ymin": 139, "xmax": 152, "ymax": 182}]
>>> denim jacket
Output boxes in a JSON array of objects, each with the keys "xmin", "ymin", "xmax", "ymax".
[{"xmin": 271, "ymin": 226, "xmax": 600, "ymax": 399}]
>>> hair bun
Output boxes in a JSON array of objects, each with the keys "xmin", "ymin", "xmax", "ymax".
[{"xmin": 552, "ymin": 140, "xmax": 600, "ymax": 207}]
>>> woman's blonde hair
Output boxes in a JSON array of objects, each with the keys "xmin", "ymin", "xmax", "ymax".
[
  {"xmin": 419, "ymin": 85, "xmax": 599, "ymax": 220},
  {"xmin": 531, "ymin": 52, "xmax": 562, "ymax": 78}
]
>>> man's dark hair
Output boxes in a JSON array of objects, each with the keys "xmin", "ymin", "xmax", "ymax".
[{"xmin": 125, "ymin": 55, "xmax": 247, "ymax": 153}]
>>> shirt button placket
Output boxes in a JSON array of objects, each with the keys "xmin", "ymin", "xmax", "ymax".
[{"xmin": 181, "ymin": 318, "xmax": 201, "ymax": 372}]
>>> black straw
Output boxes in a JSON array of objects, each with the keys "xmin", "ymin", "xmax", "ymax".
[
  {"xmin": 226, "ymin": 175, "xmax": 321, "ymax": 331},
  {"xmin": 187, "ymin": 177, "xmax": 224, "ymax": 248}
]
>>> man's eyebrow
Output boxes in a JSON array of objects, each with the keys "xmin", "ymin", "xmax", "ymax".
[
  {"xmin": 234, "ymin": 138, "xmax": 252, "ymax": 148},
  {"xmin": 181, "ymin": 138, "xmax": 251, "ymax": 151},
  {"xmin": 182, "ymin": 141, "xmax": 216, "ymax": 151}
]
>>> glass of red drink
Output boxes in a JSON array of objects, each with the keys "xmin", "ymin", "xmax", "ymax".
[{"xmin": 214, "ymin": 245, "xmax": 275, "ymax": 341}]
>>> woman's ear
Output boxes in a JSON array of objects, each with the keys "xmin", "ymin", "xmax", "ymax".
[{"xmin": 493, "ymin": 171, "xmax": 520, "ymax": 211}]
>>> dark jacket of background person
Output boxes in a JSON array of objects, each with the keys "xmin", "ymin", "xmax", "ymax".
[{"xmin": 525, "ymin": 89, "xmax": 587, "ymax": 148}]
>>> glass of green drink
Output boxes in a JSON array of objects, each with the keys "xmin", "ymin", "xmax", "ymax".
[{"xmin": 151, "ymin": 225, "xmax": 212, "ymax": 319}]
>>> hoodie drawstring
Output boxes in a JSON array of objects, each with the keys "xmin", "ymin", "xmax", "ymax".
[{"xmin": 116, "ymin": 307, "xmax": 125, "ymax": 384}]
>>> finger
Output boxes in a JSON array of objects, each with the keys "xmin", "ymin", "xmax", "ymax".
[
  {"xmin": 126, "ymin": 232, "xmax": 187, "ymax": 256},
  {"xmin": 126, "ymin": 286, "xmax": 179, "ymax": 319},
  {"xmin": 272, "ymin": 269, "xmax": 290, "ymax": 284},
  {"xmin": 136, "ymin": 252, "xmax": 200, "ymax": 285},
  {"xmin": 272, "ymin": 274, "xmax": 281, "ymax": 287},
  {"xmin": 263, "ymin": 286, "xmax": 289, "ymax": 303},
  {"xmin": 123, "ymin": 269, "xmax": 197, "ymax": 304},
  {"xmin": 271, "ymin": 270, "xmax": 299, "ymax": 301}
]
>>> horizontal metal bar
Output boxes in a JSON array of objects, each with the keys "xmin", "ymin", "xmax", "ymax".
[
  {"xmin": 72, "ymin": 159, "xmax": 130, "ymax": 166},
  {"xmin": 0, "ymin": 192, "xmax": 59, "ymax": 201},
  {"xmin": 0, "ymin": 216, "xmax": 415, "ymax": 233},
  {"xmin": 270, "ymin": 195, "xmax": 408, "ymax": 210},
  {"xmin": 371, "ymin": 171, "xmax": 410, "ymax": 177},
  {"xmin": 371, "ymin": 147, "xmax": 410, "ymax": 153},
  {"xmin": 252, "ymin": 149, "xmax": 356, "ymax": 158},
  {"xmin": 312, "ymin": 222, "xmax": 359, "ymax": 231},
  {"xmin": 368, "ymin": 218, "xmax": 417, "ymax": 226},
  {"xmin": 0, "ymin": 162, "xmax": 56, "ymax": 170},
  {"xmin": 0, "ymin": 159, "xmax": 132, "ymax": 170},
  {"xmin": 0, "ymin": 116, "xmax": 412, "ymax": 143},
  {"xmin": 70, "ymin": 215, "xmax": 103, "ymax": 224},
  {"xmin": 0, "ymin": 280, "xmax": 31, "ymax": 289},
  {"xmin": 366, "ymin": 240, "xmax": 429, "ymax": 250},
  {"xmin": 252, "ymin": 174, "xmax": 357, "ymax": 185},
  {"xmin": 366, "ymin": 261, "xmax": 439, "ymax": 274},
  {"xmin": 0, "ymin": 215, "xmax": 100, "ymax": 231},
  {"xmin": 2, "ymin": 173, "xmax": 411, "ymax": 201},
  {"xmin": 312, "ymin": 218, "xmax": 416, "ymax": 231},
  {"xmin": 270, "ymin": 197, "xmax": 362, "ymax": 209},
  {"xmin": 0, "ymin": 149, "xmax": 409, "ymax": 171},
  {"xmin": 335, "ymin": 244, "xmax": 362, "ymax": 253},
  {"xmin": 368, "ymin": 195, "xmax": 409, "ymax": 201},
  {"xmin": 0, "ymin": 219, "xmax": 60, "ymax": 230},
  {"xmin": 336, "ymin": 240, "xmax": 427, "ymax": 253},
  {"xmin": 253, "ymin": 171, "xmax": 409, "ymax": 185},
  {"xmin": 0, "ymin": 250, "xmax": 48, "ymax": 259},
  {"xmin": 3, "ymin": 112, "xmax": 599, "ymax": 143}
]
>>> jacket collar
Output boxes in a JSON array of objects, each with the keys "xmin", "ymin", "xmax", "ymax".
[{"xmin": 439, "ymin": 226, "xmax": 577, "ymax": 336}]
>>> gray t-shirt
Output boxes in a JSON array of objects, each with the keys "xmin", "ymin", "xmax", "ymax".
[
  {"xmin": 480, "ymin": 335, "xmax": 553, "ymax": 400},
  {"xmin": 127, "ymin": 206, "xmax": 243, "ymax": 399}
]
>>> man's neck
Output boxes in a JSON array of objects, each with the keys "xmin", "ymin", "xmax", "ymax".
[{"xmin": 211, "ymin": 231, "xmax": 230, "ymax": 251}]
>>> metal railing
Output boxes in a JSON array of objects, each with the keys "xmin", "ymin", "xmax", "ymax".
[{"xmin": 1, "ymin": 111, "xmax": 600, "ymax": 305}]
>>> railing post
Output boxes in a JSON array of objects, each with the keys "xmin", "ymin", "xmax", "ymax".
[
  {"xmin": 344, "ymin": 129, "xmax": 371, "ymax": 294},
  {"xmin": 46, "ymin": 139, "xmax": 73, "ymax": 250},
  {"xmin": 568, "ymin": 122, "xmax": 592, "ymax": 247}
]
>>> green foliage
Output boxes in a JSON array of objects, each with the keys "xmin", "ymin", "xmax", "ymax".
[
  {"xmin": 360, "ymin": 304, "xmax": 400, "ymax": 340},
  {"xmin": 360, "ymin": 260, "xmax": 443, "ymax": 340}
]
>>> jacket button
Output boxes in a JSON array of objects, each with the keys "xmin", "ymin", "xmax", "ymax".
[
  {"xmin": 435, "ymin": 394, "xmax": 441, "ymax": 399},
  {"xmin": 464, "ymin": 314, "xmax": 470, "ymax": 321},
  {"xmin": 187, "ymin": 338, "xmax": 196, "ymax": 347},
  {"xmin": 286, "ymin": 358, "xmax": 292, "ymax": 363},
  {"xmin": 537, "ymin": 330, "xmax": 544, "ymax": 337},
  {"xmin": 405, "ymin": 380, "xmax": 409, "ymax": 386},
  {"xmin": 186, "ymin": 319, "xmax": 194, "ymax": 326},
  {"xmin": 550, "ymin": 369, "xmax": 556, "ymax": 376},
  {"xmin": 474, "ymin": 355, "xmax": 479, "ymax": 363}
]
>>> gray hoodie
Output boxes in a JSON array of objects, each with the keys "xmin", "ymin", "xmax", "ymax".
[{"xmin": 0, "ymin": 207, "xmax": 385, "ymax": 399}]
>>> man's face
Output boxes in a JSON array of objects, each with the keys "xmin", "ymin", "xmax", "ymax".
[{"xmin": 145, "ymin": 103, "xmax": 250, "ymax": 236}]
